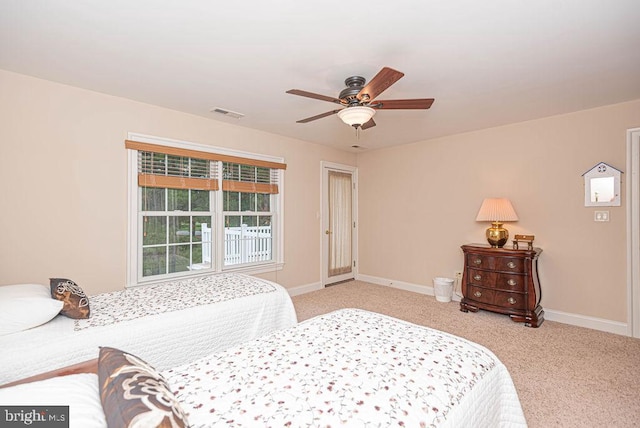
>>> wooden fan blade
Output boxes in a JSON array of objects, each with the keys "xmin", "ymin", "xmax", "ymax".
[
  {"xmin": 357, "ymin": 67, "xmax": 404, "ymax": 102},
  {"xmin": 372, "ymin": 98, "xmax": 435, "ymax": 110},
  {"xmin": 361, "ymin": 118, "xmax": 376, "ymax": 130},
  {"xmin": 296, "ymin": 109, "xmax": 342, "ymax": 123},
  {"xmin": 286, "ymin": 89, "xmax": 343, "ymax": 105}
]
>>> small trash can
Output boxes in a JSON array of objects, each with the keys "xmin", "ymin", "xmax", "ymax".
[{"xmin": 433, "ymin": 277, "xmax": 455, "ymax": 302}]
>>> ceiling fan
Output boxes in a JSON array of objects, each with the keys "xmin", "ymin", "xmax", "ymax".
[{"xmin": 286, "ymin": 67, "xmax": 434, "ymax": 130}]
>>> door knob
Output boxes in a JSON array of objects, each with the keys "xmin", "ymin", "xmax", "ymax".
[{"xmin": 325, "ymin": 230, "xmax": 332, "ymax": 235}]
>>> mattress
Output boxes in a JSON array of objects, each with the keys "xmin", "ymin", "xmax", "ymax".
[
  {"xmin": 0, "ymin": 273, "xmax": 297, "ymax": 385},
  {"xmin": 164, "ymin": 308, "xmax": 527, "ymax": 427}
]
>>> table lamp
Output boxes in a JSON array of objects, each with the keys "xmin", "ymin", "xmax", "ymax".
[{"xmin": 475, "ymin": 198, "xmax": 519, "ymax": 248}]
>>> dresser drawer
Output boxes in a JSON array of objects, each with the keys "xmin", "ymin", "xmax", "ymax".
[
  {"xmin": 467, "ymin": 268, "xmax": 496, "ymax": 287},
  {"xmin": 467, "ymin": 254, "xmax": 526, "ymax": 273},
  {"xmin": 466, "ymin": 285, "xmax": 495, "ymax": 305},
  {"xmin": 466, "ymin": 254, "xmax": 496, "ymax": 270},
  {"xmin": 495, "ymin": 273, "xmax": 526, "ymax": 291},
  {"xmin": 468, "ymin": 269, "xmax": 523, "ymax": 291},
  {"xmin": 496, "ymin": 257, "xmax": 525, "ymax": 273},
  {"xmin": 494, "ymin": 291, "xmax": 526, "ymax": 310}
]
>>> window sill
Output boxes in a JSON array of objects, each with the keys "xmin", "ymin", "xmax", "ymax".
[{"xmin": 223, "ymin": 262, "xmax": 284, "ymax": 276}]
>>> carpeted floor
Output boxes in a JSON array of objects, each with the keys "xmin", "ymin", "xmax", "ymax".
[{"xmin": 291, "ymin": 280, "xmax": 640, "ymax": 427}]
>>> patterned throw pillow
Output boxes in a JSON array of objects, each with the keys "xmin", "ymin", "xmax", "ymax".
[
  {"xmin": 49, "ymin": 278, "xmax": 90, "ymax": 319},
  {"xmin": 98, "ymin": 347, "xmax": 188, "ymax": 428}
]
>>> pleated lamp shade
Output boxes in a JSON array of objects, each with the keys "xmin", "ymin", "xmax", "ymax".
[{"xmin": 475, "ymin": 198, "xmax": 519, "ymax": 222}]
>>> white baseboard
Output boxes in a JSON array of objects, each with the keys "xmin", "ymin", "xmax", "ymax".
[
  {"xmin": 356, "ymin": 274, "xmax": 628, "ymax": 335},
  {"xmin": 287, "ymin": 281, "xmax": 323, "ymax": 297},
  {"xmin": 356, "ymin": 274, "xmax": 463, "ymax": 302},
  {"xmin": 356, "ymin": 274, "xmax": 432, "ymax": 295},
  {"xmin": 544, "ymin": 308, "xmax": 628, "ymax": 336}
]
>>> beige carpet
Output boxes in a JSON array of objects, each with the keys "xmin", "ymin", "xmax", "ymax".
[{"xmin": 291, "ymin": 280, "xmax": 640, "ymax": 427}]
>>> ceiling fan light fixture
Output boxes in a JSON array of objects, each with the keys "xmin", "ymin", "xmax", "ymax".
[{"xmin": 337, "ymin": 106, "xmax": 376, "ymax": 127}]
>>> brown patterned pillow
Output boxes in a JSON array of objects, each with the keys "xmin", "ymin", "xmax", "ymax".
[
  {"xmin": 49, "ymin": 278, "xmax": 90, "ymax": 319},
  {"xmin": 98, "ymin": 347, "xmax": 188, "ymax": 428}
]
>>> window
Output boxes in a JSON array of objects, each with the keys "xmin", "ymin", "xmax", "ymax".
[
  {"xmin": 222, "ymin": 162, "xmax": 275, "ymax": 267},
  {"xmin": 126, "ymin": 137, "xmax": 285, "ymax": 286},
  {"xmin": 139, "ymin": 152, "xmax": 215, "ymax": 277}
]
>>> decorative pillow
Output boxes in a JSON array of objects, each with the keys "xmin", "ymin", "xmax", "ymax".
[
  {"xmin": 98, "ymin": 347, "xmax": 188, "ymax": 428},
  {"xmin": 50, "ymin": 278, "xmax": 90, "ymax": 319},
  {"xmin": 0, "ymin": 283, "xmax": 64, "ymax": 336},
  {"xmin": 0, "ymin": 373, "xmax": 107, "ymax": 428}
]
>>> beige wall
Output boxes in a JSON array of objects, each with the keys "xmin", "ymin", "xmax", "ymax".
[
  {"xmin": 2, "ymin": 68, "xmax": 638, "ymax": 323},
  {"xmin": 0, "ymin": 70, "xmax": 356, "ymax": 295},
  {"xmin": 357, "ymin": 99, "xmax": 640, "ymax": 322}
]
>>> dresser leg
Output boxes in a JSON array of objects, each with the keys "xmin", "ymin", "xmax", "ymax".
[
  {"xmin": 509, "ymin": 306, "xmax": 545, "ymax": 328},
  {"xmin": 459, "ymin": 300, "xmax": 479, "ymax": 313}
]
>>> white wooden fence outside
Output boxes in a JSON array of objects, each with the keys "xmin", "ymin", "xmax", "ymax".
[
  {"xmin": 201, "ymin": 223, "xmax": 212, "ymax": 264},
  {"xmin": 200, "ymin": 223, "xmax": 272, "ymax": 266}
]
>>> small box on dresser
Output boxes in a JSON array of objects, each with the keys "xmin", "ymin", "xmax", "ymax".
[{"xmin": 460, "ymin": 244, "xmax": 544, "ymax": 327}]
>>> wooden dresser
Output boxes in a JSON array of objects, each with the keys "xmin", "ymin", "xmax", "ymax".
[{"xmin": 460, "ymin": 244, "xmax": 544, "ymax": 327}]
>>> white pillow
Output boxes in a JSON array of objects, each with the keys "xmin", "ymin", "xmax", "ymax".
[
  {"xmin": 0, "ymin": 373, "xmax": 107, "ymax": 428},
  {"xmin": 0, "ymin": 283, "xmax": 63, "ymax": 336}
]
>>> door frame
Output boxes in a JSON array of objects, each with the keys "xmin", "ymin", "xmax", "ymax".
[
  {"xmin": 626, "ymin": 127, "xmax": 640, "ymax": 338},
  {"xmin": 321, "ymin": 161, "xmax": 358, "ymax": 287}
]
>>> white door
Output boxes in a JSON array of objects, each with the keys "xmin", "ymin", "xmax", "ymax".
[{"xmin": 322, "ymin": 162, "xmax": 357, "ymax": 286}]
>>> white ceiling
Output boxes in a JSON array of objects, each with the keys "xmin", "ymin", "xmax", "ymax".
[{"xmin": 1, "ymin": 0, "xmax": 639, "ymax": 151}]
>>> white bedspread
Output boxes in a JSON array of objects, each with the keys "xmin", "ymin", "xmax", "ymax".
[
  {"xmin": 165, "ymin": 309, "xmax": 526, "ymax": 428},
  {"xmin": 0, "ymin": 273, "xmax": 297, "ymax": 385}
]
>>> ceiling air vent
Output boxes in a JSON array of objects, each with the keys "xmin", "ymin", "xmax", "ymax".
[{"xmin": 210, "ymin": 107, "xmax": 245, "ymax": 119}]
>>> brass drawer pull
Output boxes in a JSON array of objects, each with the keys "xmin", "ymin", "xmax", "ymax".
[
  {"xmin": 474, "ymin": 291, "xmax": 482, "ymax": 298},
  {"xmin": 473, "ymin": 258, "xmax": 482, "ymax": 265},
  {"xmin": 473, "ymin": 274, "xmax": 482, "ymax": 281},
  {"xmin": 507, "ymin": 297, "xmax": 517, "ymax": 305},
  {"xmin": 507, "ymin": 261, "xmax": 516, "ymax": 269},
  {"xmin": 507, "ymin": 279, "xmax": 517, "ymax": 286}
]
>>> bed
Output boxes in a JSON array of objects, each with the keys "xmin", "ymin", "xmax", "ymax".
[
  {"xmin": 0, "ymin": 273, "xmax": 297, "ymax": 386},
  {"xmin": 0, "ymin": 309, "xmax": 527, "ymax": 427}
]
